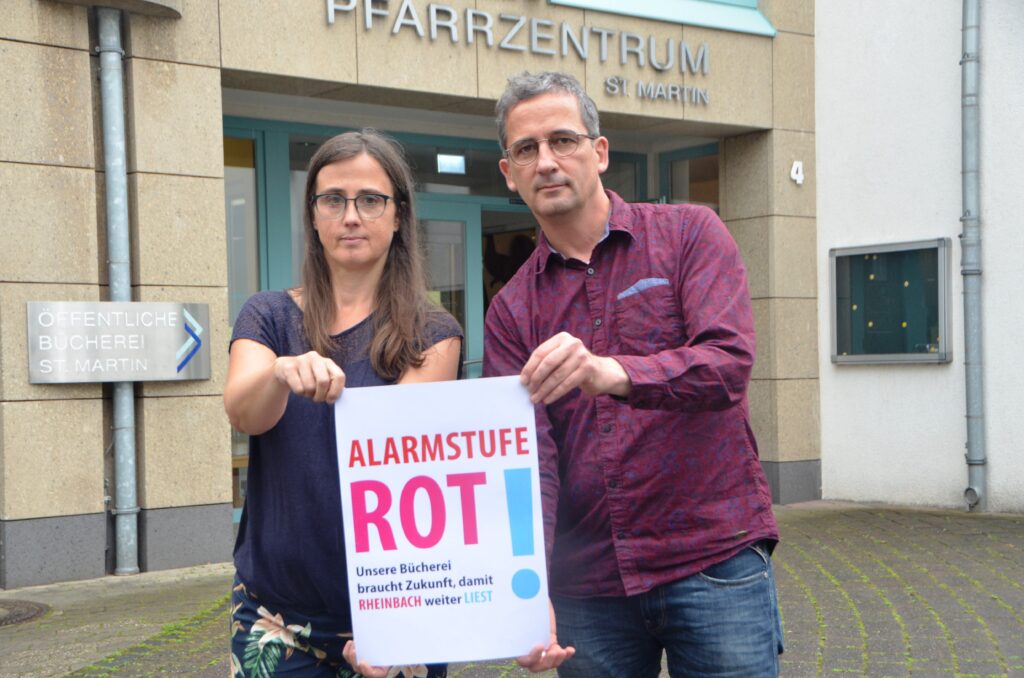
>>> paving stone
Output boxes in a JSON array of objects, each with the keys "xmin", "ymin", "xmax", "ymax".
[{"xmin": 2, "ymin": 503, "xmax": 1024, "ymax": 676}]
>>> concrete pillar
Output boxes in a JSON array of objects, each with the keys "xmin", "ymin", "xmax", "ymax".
[
  {"xmin": 0, "ymin": 1, "xmax": 107, "ymax": 587},
  {"xmin": 722, "ymin": 0, "xmax": 821, "ymax": 504}
]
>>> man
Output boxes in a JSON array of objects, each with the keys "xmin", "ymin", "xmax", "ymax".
[{"xmin": 483, "ymin": 71, "xmax": 783, "ymax": 677}]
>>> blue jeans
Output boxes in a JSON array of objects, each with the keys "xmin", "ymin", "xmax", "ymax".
[{"xmin": 553, "ymin": 542, "xmax": 783, "ymax": 677}]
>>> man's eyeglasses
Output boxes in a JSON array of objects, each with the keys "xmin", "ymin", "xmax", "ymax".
[
  {"xmin": 312, "ymin": 193, "xmax": 393, "ymax": 220},
  {"xmin": 504, "ymin": 132, "xmax": 597, "ymax": 166}
]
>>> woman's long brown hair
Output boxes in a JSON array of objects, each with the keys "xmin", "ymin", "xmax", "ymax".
[{"xmin": 299, "ymin": 130, "xmax": 438, "ymax": 380}]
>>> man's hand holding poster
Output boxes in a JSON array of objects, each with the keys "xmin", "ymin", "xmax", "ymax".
[{"xmin": 335, "ymin": 376, "xmax": 549, "ymax": 667}]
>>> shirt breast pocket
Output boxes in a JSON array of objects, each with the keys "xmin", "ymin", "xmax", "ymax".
[{"xmin": 612, "ymin": 279, "xmax": 685, "ymax": 355}]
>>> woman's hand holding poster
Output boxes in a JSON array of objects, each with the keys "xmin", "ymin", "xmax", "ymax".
[{"xmin": 335, "ymin": 376, "xmax": 549, "ymax": 667}]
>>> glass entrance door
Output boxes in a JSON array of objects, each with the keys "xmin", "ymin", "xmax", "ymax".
[
  {"xmin": 417, "ymin": 198, "xmax": 542, "ymax": 379},
  {"xmin": 417, "ymin": 199, "xmax": 483, "ymax": 377},
  {"xmin": 658, "ymin": 143, "xmax": 720, "ymax": 210},
  {"xmin": 224, "ymin": 136, "xmax": 260, "ymax": 523},
  {"xmin": 482, "ymin": 209, "xmax": 539, "ymax": 313}
]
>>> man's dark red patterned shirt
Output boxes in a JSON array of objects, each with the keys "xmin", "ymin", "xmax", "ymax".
[{"xmin": 483, "ymin": 191, "xmax": 779, "ymax": 598}]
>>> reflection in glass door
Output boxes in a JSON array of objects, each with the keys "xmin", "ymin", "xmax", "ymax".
[
  {"xmin": 418, "ymin": 199, "xmax": 482, "ymax": 377},
  {"xmin": 224, "ymin": 138, "xmax": 260, "ymax": 323},
  {"xmin": 224, "ymin": 136, "xmax": 260, "ymax": 522},
  {"xmin": 658, "ymin": 143, "xmax": 720, "ymax": 211},
  {"xmin": 417, "ymin": 201, "xmax": 539, "ymax": 378},
  {"xmin": 482, "ymin": 210, "xmax": 539, "ymax": 315},
  {"xmin": 421, "ymin": 219, "xmax": 466, "ymax": 332}
]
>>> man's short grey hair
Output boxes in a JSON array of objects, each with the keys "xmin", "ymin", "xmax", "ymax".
[{"xmin": 495, "ymin": 71, "xmax": 601, "ymax": 151}]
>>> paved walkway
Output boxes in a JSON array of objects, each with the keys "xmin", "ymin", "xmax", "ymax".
[{"xmin": 1, "ymin": 501, "xmax": 1022, "ymax": 677}]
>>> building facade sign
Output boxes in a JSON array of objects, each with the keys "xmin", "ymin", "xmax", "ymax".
[
  {"xmin": 26, "ymin": 302, "xmax": 211, "ymax": 384},
  {"xmin": 327, "ymin": 1, "xmax": 715, "ymax": 106},
  {"xmin": 327, "ymin": 2, "xmax": 710, "ymax": 72}
]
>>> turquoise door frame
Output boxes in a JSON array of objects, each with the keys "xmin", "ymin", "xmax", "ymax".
[
  {"xmin": 657, "ymin": 142, "xmax": 719, "ymax": 203},
  {"xmin": 416, "ymin": 194, "xmax": 535, "ymax": 378},
  {"xmin": 417, "ymin": 196, "xmax": 483, "ymax": 378},
  {"xmin": 224, "ymin": 124, "xmax": 294, "ymax": 291}
]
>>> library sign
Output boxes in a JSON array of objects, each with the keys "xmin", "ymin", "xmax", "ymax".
[{"xmin": 26, "ymin": 302, "xmax": 211, "ymax": 384}]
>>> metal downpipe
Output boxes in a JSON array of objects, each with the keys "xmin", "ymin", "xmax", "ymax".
[
  {"xmin": 960, "ymin": 0, "xmax": 985, "ymax": 511},
  {"xmin": 97, "ymin": 7, "xmax": 140, "ymax": 572}
]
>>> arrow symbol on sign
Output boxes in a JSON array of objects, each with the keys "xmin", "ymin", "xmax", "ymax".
[{"xmin": 176, "ymin": 308, "xmax": 204, "ymax": 373}]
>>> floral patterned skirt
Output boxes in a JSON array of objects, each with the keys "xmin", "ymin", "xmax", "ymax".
[{"xmin": 230, "ymin": 576, "xmax": 448, "ymax": 678}]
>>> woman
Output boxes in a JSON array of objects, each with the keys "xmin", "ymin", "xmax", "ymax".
[{"xmin": 225, "ymin": 130, "xmax": 461, "ymax": 678}]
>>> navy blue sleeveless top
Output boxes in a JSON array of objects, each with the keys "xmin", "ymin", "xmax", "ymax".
[{"xmin": 230, "ymin": 290, "xmax": 463, "ymax": 626}]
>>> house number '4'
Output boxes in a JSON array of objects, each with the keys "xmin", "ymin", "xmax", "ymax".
[{"xmin": 790, "ymin": 161, "xmax": 805, "ymax": 186}]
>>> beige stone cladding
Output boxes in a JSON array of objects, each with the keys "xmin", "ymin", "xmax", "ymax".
[
  {"xmin": 1, "ymin": 2, "xmax": 106, "ymax": 537},
  {"xmin": 4, "ymin": 0, "xmax": 91, "ymax": 50},
  {"xmin": 125, "ymin": 0, "xmax": 219, "ymax": 68},
  {"xmin": 680, "ymin": 26, "xmax": 772, "ymax": 129},
  {"xmin": 214, "ymin": 0, "xmax": 778, "ymax": 129},
  {"xmin": 0, "ymin": 40, "xmax": 94, "ymax": 168},
  {"xmin": 220, "ymin": 0, "xmax": 357, "ymax": 85},
  {"xmin": 124, "ymin": 5, "xmax": 230, "ymax": 547},
  {"xmin": 725, "ymin": 132, "xmax": 819, "ymax": 473},
  {"xmin": 136, "ymin": 395, "xmax": 230, "ymax": 509},
  {"xmin": 1, "ymin": 0, "xmax": 232, "ymax": 582},
  {"xmin": 773, "ymin": 31, "xmax": 815, "ymax": 132},
  {"xmin": 582, "ymin": 12, "xmax": 685, "ymax": 121},
  {"xmin": 0, "ymin": 164, "xmax": 101, "ymax": 285},
  {"xmin": 128, "ymin": 174, "xmax": 226, "ymax": 290},
  {"xmin": 356, "ymin": 0, "xmax": 479, "ymax": 98},
  {"xmin": 760, "ymin": 0, "xmax": 814, "ymax": 37},
  {"xmin": 0, "ymin": 284, "xmax": 105, "ymax": 520},
  {"xmin": 0, "ymin": 399, "xmax": 106, "ymax": 520},
  {"xmin": 476, "ymin": 0, "xmax": 587, "ymax": 103},
  {"xmin": 718, "ymin": 0, "xmax": 819, "ymax": 496},
  {"xmin": 125, "ymin": 58, "xmax": 223, "ymax": 178}
]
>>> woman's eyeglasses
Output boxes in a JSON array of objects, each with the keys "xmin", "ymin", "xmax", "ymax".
[{"xmin": 312, "ymin": 193, "xmax": 393, "ymax": 220}]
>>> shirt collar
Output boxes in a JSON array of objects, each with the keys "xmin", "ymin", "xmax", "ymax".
[{"xmin": 534, "ymin": 190, "xmax": 635, "ymax": 274}]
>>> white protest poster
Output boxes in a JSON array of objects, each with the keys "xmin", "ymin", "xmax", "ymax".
[{"xmin": 335, "ymin": 375, "xmax": 549, "ymax": 667}]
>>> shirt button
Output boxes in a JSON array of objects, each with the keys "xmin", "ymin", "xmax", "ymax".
[
  {"xmin": 594, "ymin": 318, "xmax": 602, "ymax": 327},
  {"xmin": 586, "ymin": 267, "xmax": 595, "ymax": 275},
  {"xmin": 617, "ymin": 532, "xmax": 626, "ymax": 540},
  {"xmin": 608, "ymin": 479, "xmax": 618, "ymax": 489},
  {"xmin": 600, "ymin": 423, "xmax": 612, "ymax": 433}
]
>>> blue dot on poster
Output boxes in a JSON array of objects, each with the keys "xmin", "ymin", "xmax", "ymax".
[{"xmin": 512, "ymin": 568, "xmax": 540, "ymax": 599}]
